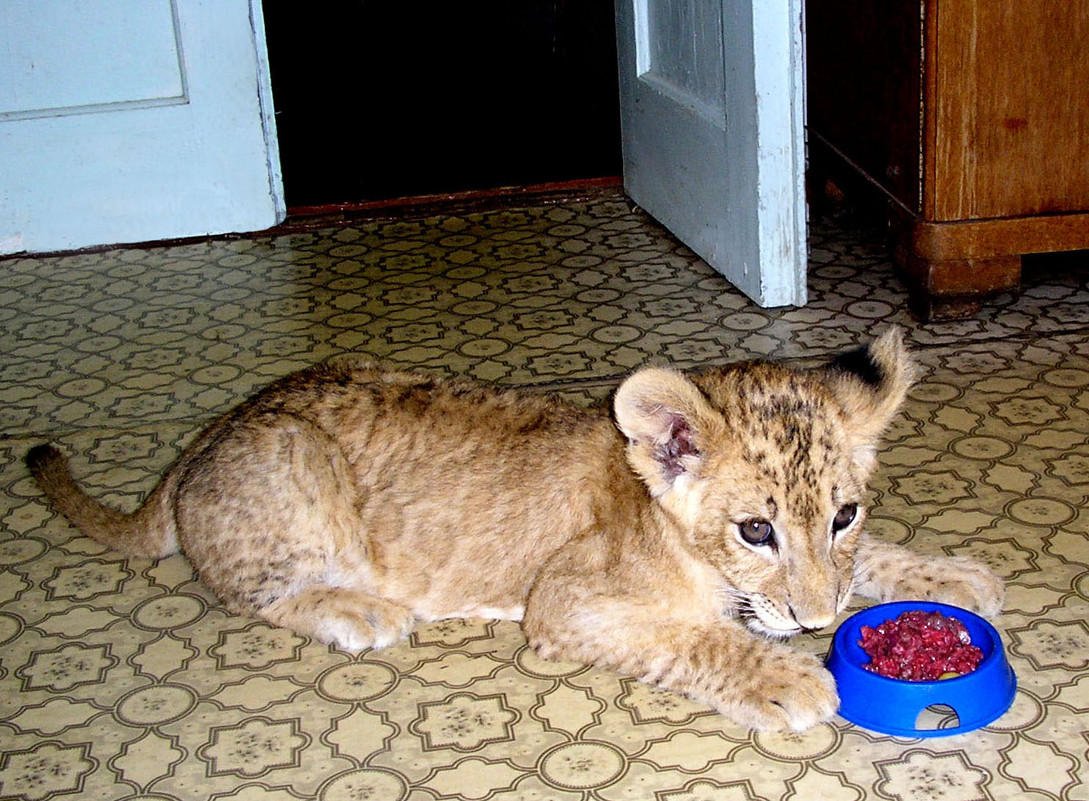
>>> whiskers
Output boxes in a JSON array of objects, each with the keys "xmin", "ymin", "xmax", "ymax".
[
  {"xmin": 714, "ymin": 584, "xmax": 754, "ymax": 618},
  {"xmin": 715, "ymin": 584, "xmax": 804, "ymax": 639}
]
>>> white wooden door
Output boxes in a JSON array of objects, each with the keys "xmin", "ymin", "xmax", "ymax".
[
  {"xmin": 0, "ymin": 0, "xmax": 283, "ymax": 255},
  {"xmin": 615, "ymin": 0, "xmax": 807, "ymax": 308}
]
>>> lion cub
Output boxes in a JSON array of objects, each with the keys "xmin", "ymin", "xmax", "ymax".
[{"xmin": 27, "ymin": 327, "xmax": 1003, "ymax": 731}]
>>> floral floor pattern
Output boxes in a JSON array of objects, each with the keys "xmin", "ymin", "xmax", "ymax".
[{"xmin": 1, "ymin": 194, "xmax": 1089, "ymax": 800}]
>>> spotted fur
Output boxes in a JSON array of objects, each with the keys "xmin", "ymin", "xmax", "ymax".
[{"xmin": 26, "ymin": 327, "xmax": 1004, "ymax": 731}]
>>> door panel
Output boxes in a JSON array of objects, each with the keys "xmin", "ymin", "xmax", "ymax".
[
  {"xmin": 635, "ymin": 1, "xmax": 726, "ymax": 124},
  {"xmin": 0, "ymin": 0, "xmax": 283, "ymax": 254},
  {"xmin": 616, "ymin": 0, "xmax": 807, "ymax": 308},
  {"xmin": 0, "ymin": 0, "xmax": 185, "ymax": 118}
]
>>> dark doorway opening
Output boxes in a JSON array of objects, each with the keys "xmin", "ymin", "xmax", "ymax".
[{"xmin": 263, "ymin": 2, "xmax": 623, "ymax": 208}]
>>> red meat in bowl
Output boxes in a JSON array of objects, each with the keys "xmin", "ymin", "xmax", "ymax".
[{"xmin": 859, "ymin": 609, "xmax": 984, "ymax": 681}]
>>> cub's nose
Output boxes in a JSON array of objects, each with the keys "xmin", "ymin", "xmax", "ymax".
[
  {"xmin": 800, "ymin": 617, "xmax": 836, "ymax": 633},
  {"xmin": 789, "ymin": 605, "xmax": 836, "ymax": 633}
]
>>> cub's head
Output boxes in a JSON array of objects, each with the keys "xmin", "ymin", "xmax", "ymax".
[{"xmin": 613, "ymin": 327, "xmax": 914, "ymax": 637}]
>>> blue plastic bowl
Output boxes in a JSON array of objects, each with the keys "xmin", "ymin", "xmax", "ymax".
[{"xmin": 826, "ymin": 601, "xmax": 1016, "ymax": 737}]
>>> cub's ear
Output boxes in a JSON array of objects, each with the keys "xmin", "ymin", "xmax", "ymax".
[
  {"xmin": 824, "ymin": 326, "xmax": 916, "ymax": 475},
  {"xmin": 613, "ymin": 367, "xmax": 720, "ymax": 496}
]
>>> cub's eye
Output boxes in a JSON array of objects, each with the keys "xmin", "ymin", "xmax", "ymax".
[
  {"xmin": 832, "ymin": 503, "xmax": 858, "ymax": 535},
  {"xmin": 739, "ymin": 519, "xmax": 775, "ymax": 547}
]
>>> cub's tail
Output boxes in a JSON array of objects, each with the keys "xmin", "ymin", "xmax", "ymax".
[{"xmin": 26, "ymin": 444, "xmax": 180, "ymax": 559}]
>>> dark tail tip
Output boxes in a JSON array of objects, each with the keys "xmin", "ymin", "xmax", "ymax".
[
  {"xmin": 26, "ymin": 443, "xmax": 64, "ymax": 478},
  {"xmin": 829, "ymin": 346, "xmax": 884, "ymax": 388}
]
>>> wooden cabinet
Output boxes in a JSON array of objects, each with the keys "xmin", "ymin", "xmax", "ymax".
[{"xmin": 807, "ymin": 1, "xmax": 1089, "ymax": 318}]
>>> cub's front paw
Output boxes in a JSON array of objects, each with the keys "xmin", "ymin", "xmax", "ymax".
[
  {"xmin": 855, "ymin": 540, "xmax": 1006, "ymax": 619},
  {"xmin": 723, "ymin": 649, "xmax": 839, "ymax": 732},
  {"xmin": 878, "ymin": 555, "xmax": 1005, "ymax": 619}
]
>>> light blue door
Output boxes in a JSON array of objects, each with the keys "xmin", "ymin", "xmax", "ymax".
[
  {"xmin": 0, "ymin": 0, "xmax": 283, "ymax": 254},
  {"xmin": 615, "ymin": 0, "xmax": 807, "ymax": 308}
]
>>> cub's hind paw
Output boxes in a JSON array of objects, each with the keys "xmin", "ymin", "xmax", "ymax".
[{"xmin": 261, "ymin": 586, "xmax": 415, "ymax": 651}]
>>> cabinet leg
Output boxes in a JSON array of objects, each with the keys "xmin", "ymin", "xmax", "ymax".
[
  {"xmin": 894, "ymin": 249, "xmax": 1022, "ymax": 322},
  {"xmin": 908, "ymin": 291, "xmax": 984, "ymax": 321}
]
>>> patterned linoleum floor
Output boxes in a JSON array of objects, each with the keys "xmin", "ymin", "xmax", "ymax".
[{"xmin": 1, "ymin": 194, "xmax": 1089, "ymax": 800}]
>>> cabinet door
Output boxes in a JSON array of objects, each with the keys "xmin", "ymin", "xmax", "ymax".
[
  {"xmin": 0, "ymin": 0, "xmax": 283, "ymax": 254},
  {"xmin": 615, "ymin": 0, "xmax": 807, "ymax": 307},
  {"xmin": 928, "ymin": 0, "xmax": 1089, "ymax": 221}
]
